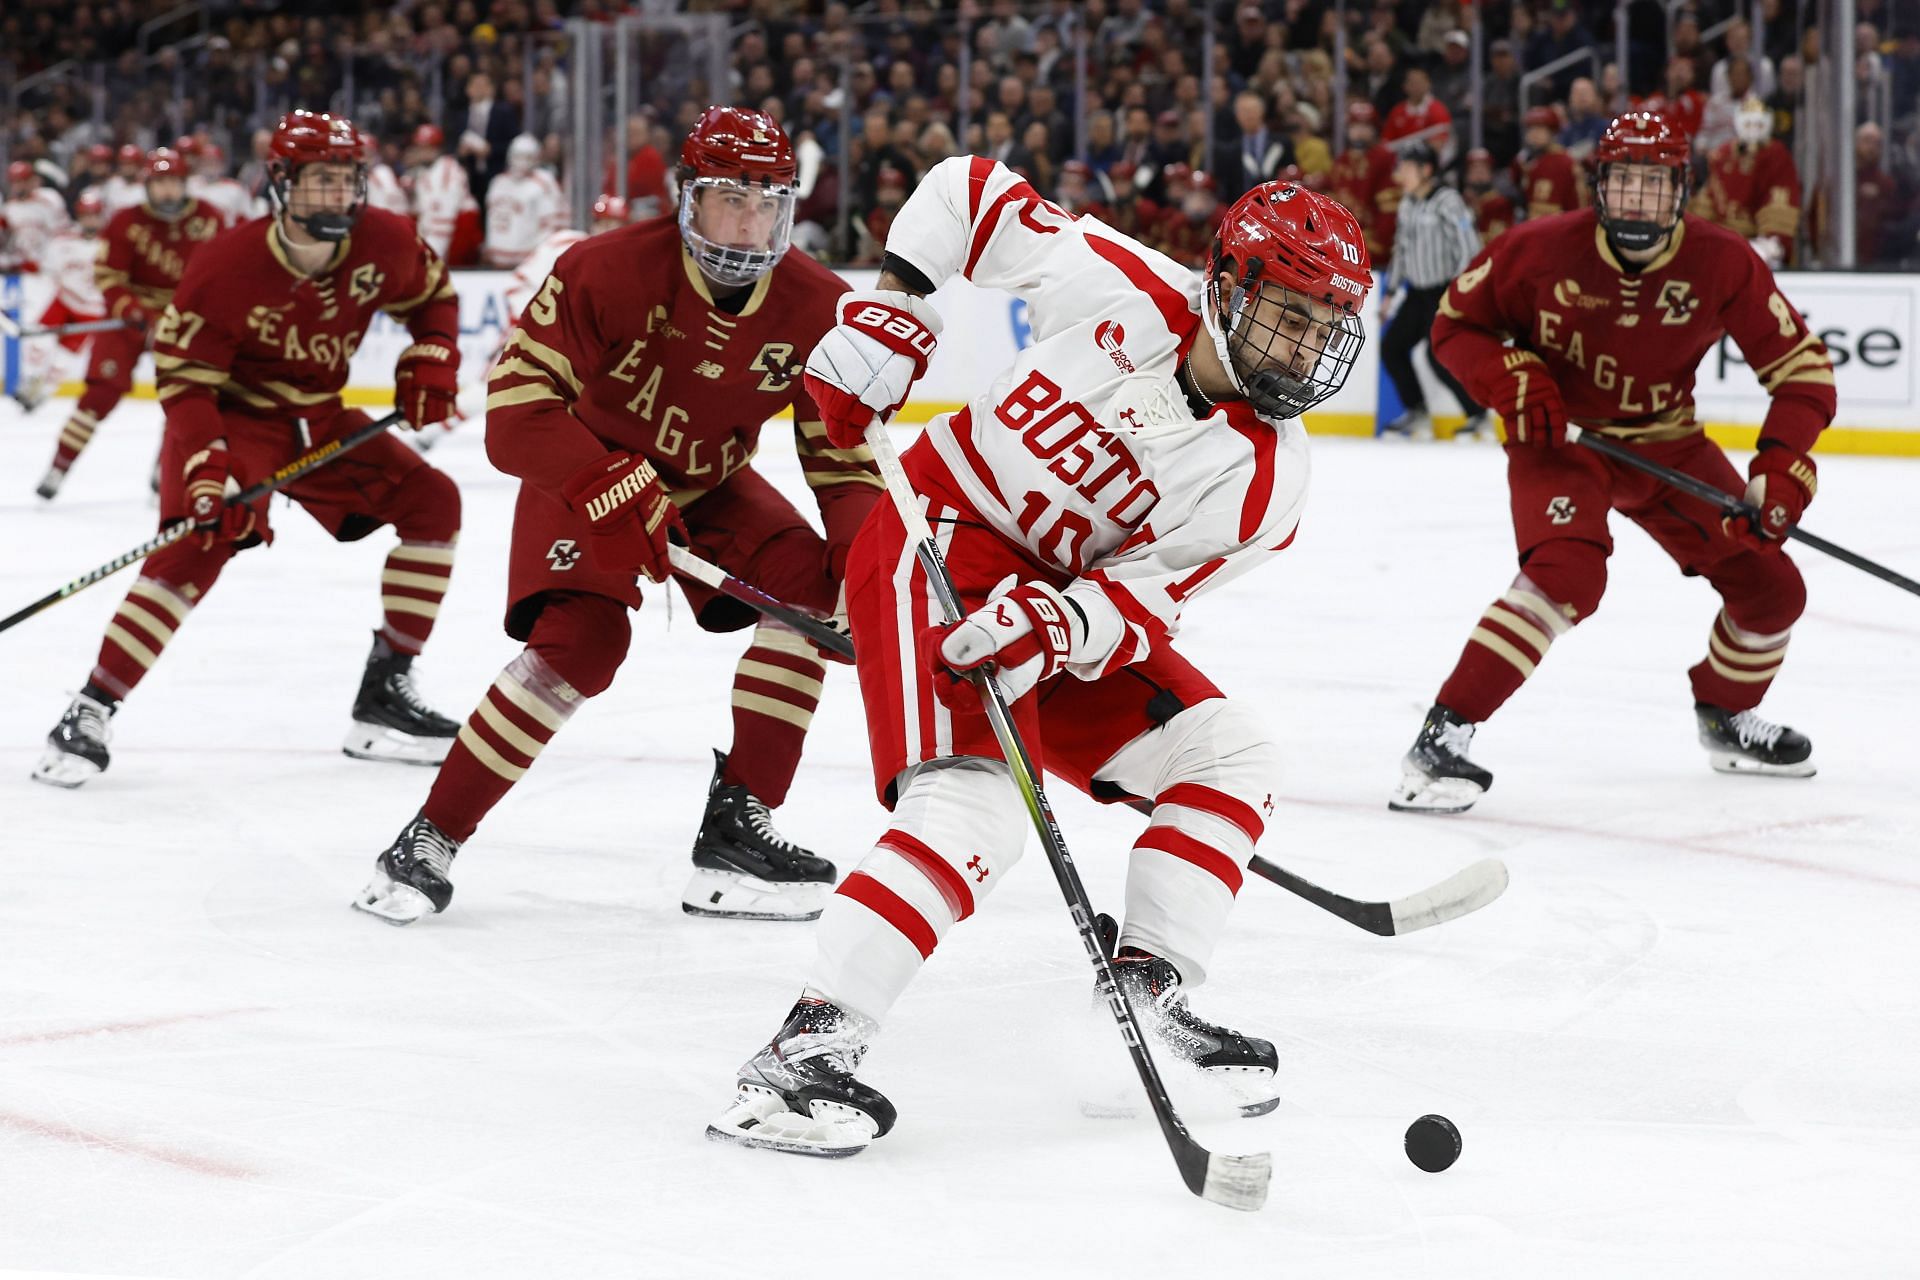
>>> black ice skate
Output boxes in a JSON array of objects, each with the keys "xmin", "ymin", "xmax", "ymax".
[
  {"xmin": 1088, "ymin": 914, "xmax": 1280, "ymax": 1118},
  {"xmin": 707, "ymin": 994, "xmax": 896, "ymax": 1158},
  {"xmin": 341, "ymin": 631, "xmax": 459, "ymax": 765},
  {"xmin": 30, "ymin": 688, "xmax": 117, "ymax": 789},
  {"xmin": 1390, "ymin": 703, "xmax": 1494, "ymax": 814},
  {"xmin": 1696, "ymin": 703, "xmax": 1816, "ymax": 778},
  {"xmin": 352, "ymin": 811, "xmax": 462, "ymax": 925},
  {"xmin": 681, "ymin": 749, "xmax": 836, "ymax": 921}
]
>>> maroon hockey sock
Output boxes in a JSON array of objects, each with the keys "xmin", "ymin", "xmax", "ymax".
[
  {"xmin": 378, "ymin": 539, "xmax": 456, "ymax": 655},
  {"xmin": 1688, "ymin": 609, "xmax": 1791, "ymax": 712},
  {"xmin": 1434, "ymin": 580, "xmax": 1574, "ymax": 723},
  {"xmin": 86, "ymin": 541, "xmax": 227, "ymax": 699},
  {"xmin": 720, "ymin": 625, "xmax": 826, "ymax": 807},
  {"xmin": 421, "ymin": 649, "xmax": 582, "ymax": 842},
  {"xmin": 50, "ymin": 408, "xmax": 101, "ymax": 473}
]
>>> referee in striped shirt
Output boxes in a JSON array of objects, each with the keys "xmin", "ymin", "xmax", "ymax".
[{"xmin": 1380, "ymin": 140, "xmax": 1490, "ymax": 439}]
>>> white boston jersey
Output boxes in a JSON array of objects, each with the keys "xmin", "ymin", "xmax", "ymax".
[
  {"xmin": 885, "ymin": 154, "xmax": 1308, "ymax": 676},
  {"xmin": 483, "ymin": 169, "xmax": 565, "ymax": 267},
  {"xmin": 366, "ymin": 162, "xmax": 411, "ymax": 218},
  {"xmin": 411, "ymin": 156, "xmax": 476, "ymax": 260},
  {"xmin": 100, "ymin": 175, "xmax": 147, "ymax": 217},
  {"xmin": 1, "ymin": 189, "xmax": 72, "ymax": 270},
  {"xmin": 186, "ymin": 174, "xmax": 253, "ymax": 227},
  {"xmin": 502, "ymin": 228, "xmax": 588, "ymax": 322},
  {"xmin": 40, "ymin": 229, "xmax": 106, "ymax": 315}
]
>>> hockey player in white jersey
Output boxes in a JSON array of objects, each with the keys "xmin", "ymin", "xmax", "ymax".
[
  {"xmin": 183, "ymin": 142, "xmax": 254, "ymax": 227},
  {"xmin": 407, "ymin": 124, "xmax": 477, "ymax": 262},
  {"xmin": 708, "ymin": 157, "xmax": 1372, "ymax": 1157},
  {"xmin": 481, "ymin": 135, "xmax": 564, "ymax": 267},
  {"xmin": 362, "ymin": 132, "xmax": 411, "ymax": 217},
  {"xmin": 2, "ymin": 160, "xmax": 71, "ymax": 271},
  {"xmin": 100, "ymin": 146, "xmax": 149, "ymax": 216},
  {"xmin": 12, "ymin": 193, "xmax": 108, "ymax": 412}
]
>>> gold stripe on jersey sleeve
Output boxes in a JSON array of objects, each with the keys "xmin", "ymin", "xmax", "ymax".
[
  {"xmin": 1752, "ymin": 333, "xmax": 1819, "ymax": 381},
  {"xmin": 487, "ymin": 382, "xmax": 565, "ymax": 411},
  {"xmin": 155, "ymin": 363, "xmax": 227, "ymax": 386},
  {"xmin": 500, "ymin": 329, "xmax": 582, "ymax": 395},
  {"xmin": 798, "ymin": 444, "xmax": 876, "ymax": 465},
  {"xmin": 257, "ymin": 379, "xmax": 341, "ymax": 407},
  {"xmin": 489, "ymin": 357, "xmax": 561, "ymax": 385},
  {"xmin": 1760, "ymin": 348, "xmax": 1835, "ymax": 393},
  {"xmin": 803, "ymin": 468, "xmax": 885, "ymax": 491}
]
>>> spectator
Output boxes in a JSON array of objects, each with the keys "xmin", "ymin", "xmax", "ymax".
[
  {"xmin": 1482, "ymin": 39, "xmax": 1525, "ymax": 164},
  {"xmin": 1711, "ymin": 18, "xmax": 1778, "ymax": 100},
  {"xmin": 1697, "ymin": 58, "xmax": 1757, "ymax": 157},
  {"xmin": 1383, "ymin": 66, "xmax": 1453, "ymax": 156},
  {"xmin": 1286, "ymin": 104, "xmax": 1333, "ymax": 184},
  {"xmin": 1670, "ymin": 11, "xmax": 1708, "ymax": 87},
  {"xmin": 1432, "ymin": 30, "xmax": 1474, "ymax": 123},
  {"xmin": 1462, "ymin": 147, "xmax": 1516, "ymax": 242},
  {"xmin": 982, "ymin": 111, "xmax": 1020, "ymax": 167},
  {"xmin": 1645, "ymin": 55, "xmax": 1707, "ymax": 139},
  {"xmin": 1525, "ymin": 0, "xmax": 1594, "ymax": 104},
  {"xmin": 1359, "ymin": 37, "xmax": 1402, "ymax": 118},
  {"xmin": 1557, "ymin": 78, "xmax": 1609, "ymax": 160},
  {"xmin": 1055, "ymin": 159, "xmax": 1097, "ymax": 213},
  {"xmin": 1229, "ymin": 4, "xmax": 1270, "ymax": 82},
  {"xmin": 1088, "ymin": 161, "xmax": 1162, "ymax": 240},
  {"xmin": 458, "ymin": 71, "xmax": 521, "ymax": 202},
  {"xmin": 1224, "ymin": 89, "xmax": 1292, "ymax": 199},
  {"xmin": 1330, "ymin": 101, "xmax": 1399, "ymax": 264},
  {"xmin": 1417, "ymin": 1, "xmax": 1470, "ymax": 58},
  {"xmin": 1085, "ymin": 111, "xmax": 1123, "ymax": 171},
  {"xmin": 1767, "ymin": 56, "xmax": 1804, "ymax": 151},
  {"xmin": 1855, "ymin": 122, "xmax": 1911, "ymax": 265},
  {"xmin": 1516, "ymin": 106, "xmax": 1586, "ymax": 219}
]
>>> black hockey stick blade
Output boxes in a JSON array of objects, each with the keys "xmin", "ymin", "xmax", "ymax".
[
  {"xmin": 664, "ymin": 544, "xmax": 854, "ymax": 658},
  {"xmin": 1249, "ymin": 856, "xmax": 1509, "ymax": 936},
  {"xmin": 1571, "ymin": 428, "xmax": 1920, "ymax": 598}
]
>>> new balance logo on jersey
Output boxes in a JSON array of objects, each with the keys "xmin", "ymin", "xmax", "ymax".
[
  {"xmin": 1094, "ymin": 319, "xmax": 1135, "ymax": 372},
  {"xmin": 693, "ymin": 360, "xmax": 725, "ymax": 379},
  {"xmin": 1546, "ymin": 496, "xmax": 1577, "ymax": 525},
  {"xmin": 546, "ymin": 538, "xmax": 582, "ymax": 570}
]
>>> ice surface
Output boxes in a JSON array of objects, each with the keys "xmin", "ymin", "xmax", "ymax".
[{"xmin": 1, "ymin": 400, "xmax": 1916, "ymax": 1278}]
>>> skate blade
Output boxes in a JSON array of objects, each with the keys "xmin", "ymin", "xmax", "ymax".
[
  {"xmin": 342, "ymin": 722, "xmax": 454, "ymax": 766},
  {"xmin": 1388, "ymin": 767, "xmax": 1483, "ymax": 814},
  {"xmin": 350, "ymin": 873, "xmax": 437, "ymax": 925},
  {"xmin": 680, "ymin": 867, "xmax": 826, "ymax": 921},
  {"xmin": 706, "ymin": 1087, "xmax": 872, "ymax": 1158},
  {"xmin": 30, "ymin": 747, "xmax": 102, "ymax": 789},
  {"xmin": 1706, "ymin": 750, "xmax": 1817, "ymax": 779}
]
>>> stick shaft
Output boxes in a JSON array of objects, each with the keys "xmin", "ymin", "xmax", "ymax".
[{"xmin": 664, "ymin": 544, "xmax": 854, "ymax": 659}]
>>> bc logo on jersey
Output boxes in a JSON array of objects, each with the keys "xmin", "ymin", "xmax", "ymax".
[
  {"xmin": 546, "ymin": 538, "xmax": 582, "ymax": 571},
  {"xmin": 1546, "ymin": 496, "xmax": 1577, "ymax": 525}
]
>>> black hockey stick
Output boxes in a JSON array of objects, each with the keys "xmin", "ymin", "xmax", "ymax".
[
  {"xmin": 665, "ymin": 544, "xmax": 854, "ymax": 659},
  {"xmin": 0, "ymin": 411, "xmax": 404, "ymax": 636},
  {"xmin": 865, "ymin": 422, "xmax": 1270, "ymax": 1212},
  {"xmin": 1248, "ymin": 855, "xmax": 1508, "ymax": 936},
  {"xmin": 1571, "ymin": 427, "xmax": 1920, "ymax": 598}
]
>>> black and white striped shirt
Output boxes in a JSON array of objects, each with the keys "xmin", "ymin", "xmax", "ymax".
[{"xmin": 1391, "ymin": 182, "xmax": 1482, "ymax": 290}]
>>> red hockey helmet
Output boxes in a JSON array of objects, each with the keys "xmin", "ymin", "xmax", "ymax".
[
  {"xmin": 7, "ymin": 160, "xmax": 35, "ymax": 187},
  {"xmin": 1062, "ymin": 159, "xmax": 1093, "ymax": 180},
  {"xmin": 590, "ymin": 193, "xmax": 630, "ymax": 226},
  {"xmin": 1592, "ymin": 110, "xmax": 1691, "ymax": 252},
  {"xmin": 1189, "ymin": 170, "xmax": 1219, "ymax": 194},
  {"xmin": 116, "ymin": 143, "xmax": 145, "ymax": 168},
  {"xmin": 1523, "ymin": 105, "xmax": 1561, "ymax": 133},
  {"xmin": 173, "ymin": 134, "xmax": 203, "ymax": 157},
  {"xmin": 411, "ymin": 123, "xmax": 445, "ymax": 151},
  {"xmin": 1346, "ymin": 101, "xmax": 1379, "ymax": 126},
  {"xmin": 75, "ymin": 190, "xmax": 106, "ymax": 218},
  {"xmin": 676, "ymin": 106, "xmax": 798, "ymax": 287},
  {"xmin": 1202, "ymin": 181, "xmax": 1372, "ymax": 421},
  {"xmin": 145, "ymin": 148, "xmax": 187, "ymax": 178},
  {"xmin": 1162, "ymin": 161, "xmax": 1194, "ymax": 190},
  {"xmin": 86, "ymin": 143, "xmax": 114, "ymax": 166},
  {"xmin": 267, "ymin": 110, "xmax": 366, "ymax": 242}
]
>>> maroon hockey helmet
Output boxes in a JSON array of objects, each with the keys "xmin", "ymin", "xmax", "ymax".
[
  {"xmin": 590, "ymin": 192, "xmax": 631, "ymax": 227},
  {"xmin": 1201, "ymin": 181, "xmax": 1373, "ymax": 421},
  {"xmin": 676, "ymin": 106, "xmax": 798, "ymax": 287},
  {"xmin": 144, "ymin": 149, "xmax": 188, "ymax": 215},
  {"xmin": 1346, "ymin": 101, "xmax": 1379, "ymax": 127},
  {"xmin": 86, "ymin": 143, "xmax": 114, "ymax": 167},
  {"xmin": 116, "ymin": 143, "xmax": 146, "ymax": 169},
  {"xmin": 267, "ymin": 110, "xmax": 367, "ymax": 242},
  {"xmin": 145, "ymin": 148, "xmax": 187, "ymax": 178},
  {"xmin": 1523, "ymin": 105, "xmax": 1562, "ymax": 133},
  {"xmin": 1592, "ymin": 110, "xmax": 1691, "ymax": 252}
]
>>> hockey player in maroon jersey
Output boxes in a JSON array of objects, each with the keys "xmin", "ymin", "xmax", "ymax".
[
  {"xmin": 32, "ymin": 110, "xmax": 466, "ymax": 788},
  {"xmin": 1391, "ymin": 112, "xmax": 1835, "ymax": 814},
  {"xmin": 1691, "ymin": 96, "xmax": 1801, "ymax": 269},
  {"xmin": 353, "ymin": 107, "xmax": 881, "ymax": 927},
  {"xmin": 1516, "ymin": 107, "xmax": 1587, "ymax": 220},
  {"xmin": 35, "ymin": 150, "xmax": 223, "ymax": 500},
  {"xmin": 1463, "ymin": 148, "xmax": 1516, "ymax": 243},
  {"xmin": 707, "ymin": 168, "xmax": 1373, "ymax": 1157},
  {"xmin": 1329, "ymin": 101, "xmax": 1398, "ymax": 263}
]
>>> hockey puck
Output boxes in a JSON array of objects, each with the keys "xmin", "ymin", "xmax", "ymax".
[{"xmin": 1404, "ymin": 1114, "xmax": 1461, "ymax": 1172}]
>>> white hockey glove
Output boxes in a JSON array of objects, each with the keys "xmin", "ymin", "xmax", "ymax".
[
  {"xmin": 1748, "ymin": 236, "xmax": 1785, "ymax": 270},
  {"xmin": 920, "ymin": 578, "xmax": 1088, "ymax": 709},
  {"xmin": 803, "ymin": 290, "xmax": 942, "ymax": 449}
]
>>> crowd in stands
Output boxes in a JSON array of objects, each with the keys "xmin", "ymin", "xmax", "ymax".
[{"xmin": 4, "ymin": 0, "xmax": 1920, "ymax": 270}]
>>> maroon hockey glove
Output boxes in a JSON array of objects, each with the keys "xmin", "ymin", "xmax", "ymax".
[
  {"xmin": 1725, "ymin": 443, "xmax": 1816, "ymax": 552},
  {"xmin": 1486, "ymin": 350, "xmax": 1567, "ymax": 448},
  {"xmin": 181, "ymin": 443, "xmax": 258, "ymax": 550},
  {"xmin": 803, "ymin": 291, "xmax": 943, "ymax": 449},
  {"xmin": 918, "ymin": 580, "xmax": 1080, "ymax": 710},
  {"xmin": 395, "ymin": 339, "xmax": 461, "ymax": 430},
  {"xmin": 111, "ymin": 298, "xmax": 150, "ymax": 333},
  {"xmin": 561, "ymin": 451, "xmax": 683, "ymax": 583}
]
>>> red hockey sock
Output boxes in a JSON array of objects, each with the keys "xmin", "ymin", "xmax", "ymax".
[
  {"xmin": 721, "ymin": 624, "xmax": 826, "ymax": 807},
  {"xmin": 378, "ymin": 539, "xmax": 456, "ymax": 655},
  {"xmin": 49, "ymin": 408, "xmax": 101, "ymax": 473},
  {"xmin": 1435, "ymin": 576, "xmax": 1576, "ymax": 723}
]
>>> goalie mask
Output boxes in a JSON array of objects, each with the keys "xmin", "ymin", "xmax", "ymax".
[
  {"xmin": 1201, "ymin": 181, "xmax": 1372, "ymax": 421},
  {"xmin": 267, "ymin": 110, "xmax": 367, "ymax": 243},
  {"xmin": 676, "ymin": 106, "xmax": 798, "ymax": 287},
  {"xmin": 1592, "ymin": 110, "xmax": 1690, "ymax": 254}
]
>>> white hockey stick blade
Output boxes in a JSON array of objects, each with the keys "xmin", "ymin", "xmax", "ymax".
[
  {"xmin": 1201, "ymin": 1150, "xmax": 1272, "ymax": 1211},
  {"xmin": 1388, "ymin": 858, "xmax": 1510, "ymax": 934}
]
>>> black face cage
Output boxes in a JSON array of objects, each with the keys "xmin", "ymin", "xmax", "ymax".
[
  {"xmin": 1593, "ymin": 160, "xmax": 1689, "ymax": 253},
  {"xmin": 268, "ymin": 159, "xmax": 368, "ymax": 242},
  {"xmin": 1218, "ymin": 265, "xmax": 1365, "ymax": 421}
]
